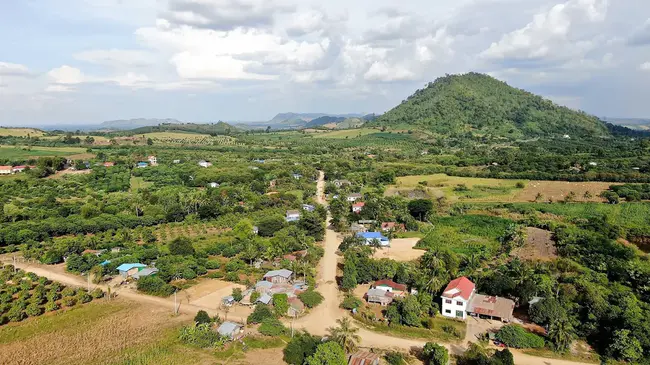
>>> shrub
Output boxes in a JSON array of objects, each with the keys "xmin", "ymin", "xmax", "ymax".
[
  {"xmin": 232, "ymin": 288, "xmax": 243, "ymax": 302},
  {"xmin": 90, "ymin": 288, "xmax": 104, "ymax": 299},
  {"xmin": 179, "ymin": 323, "xmax": 224, "ymax": 348},
  {"xmin": 44, "ymin": 301, "xmax": 59, "ymax": 312},
  {"xmin": 298, "ymin": 290, "xmax": 324, "ymax": 309},
  {"xmin": 61, "ymin": 287, "xmax": 76, "ymax": 297},
  {"xmin": 385, "ymin": 352, "xmax": 406, "ymax": 365},
  {"xmin": 205, "ymin": 260, "xmax": 220, "ymax": 269},
  {"xmin": 25, "ymin": 303, "xmax": 43, "ymax": 317},
  {"xmin": 77, "ymin": 291, "xmax": 92, "ymax": 304},
  {"xmin": 340, "ymin": 295, "xmax": 362, "ymax": 310},
  {"xmin": 61, "ymin": 296, "xmax": 77, "ymax": 307},
  {"xmin": 47, "ymin": 289, "xmax": 61, "ymax": 302},
  {"xmin": 495, "ymin": 325, "xmax": 545, "ymax": 349},
  {"xmin": 137, "ymin": 276, "xmax": 175, "ymax": 297},
  {"xmin": 283, "ymin": 332, "xmax": 321, "ymax": 365},
  {"xmin": 259, "ymin": 317, "xmax": 288, "ymax": 336},
  {"xmin": 208, "ymin": 271, "xmax": 224, "ymax": 279},
  {"xmin": 7, "ymin": 306, "xmax": 25, "ymax": 322},
  {"xmin": 247, "ymin": 303, "xmax": 274, "ymax": 324},
  {"xmin": 273, "ymin": 294, "xmax": 289, "ymax": 317},
  {"xmin": 169, "ymin": 236, "xmax": 196, "ymax": 256},
  {"xmin": 194, "ymin": 310, "xmax": 211, "ymax": 325},
  {"xmin": 250, "ymin": 291, "xmax": 261, "ymax": 303},
  {"xmin": 422, "ymin": 342, "xmax": 448, "ymax": 365}
]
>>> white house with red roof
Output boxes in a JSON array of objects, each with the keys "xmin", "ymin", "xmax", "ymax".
[
  {"xmin": 352, "ymin": 202, "xmax": 365, "ymax": 213},
  {"xmin": 441, "ymin": 276, "xmax": 475, "ymax": 320},
  {"xmin": 148, "ymin": 155, "xmax": 157, "ymax": 165},
  {"xmin": 0, "ymin": 166, "xmax": 13, "ymax": 175}
]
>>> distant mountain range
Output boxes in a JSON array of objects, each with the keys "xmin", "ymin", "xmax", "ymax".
[{"xmin": 603, "ymin": 118, "xmax": 650, "ymax": 131}]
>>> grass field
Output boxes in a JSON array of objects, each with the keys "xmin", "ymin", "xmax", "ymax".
[
  {"xmin": 0, "ymin": 145, "xmax": 88, "ymax": 160},
  {"xmin": 144, "ymin": 132, "xmax": 212, "ymax": 140},
  {"xmin": 387, "ymin": 174, "xmax": 612, "ymax": 203},
  {"xmin": 311, "ymin": 128, "xmax": 380, "ymax": 139},
  {"xmin": 417, "ymin": 215, "xmax": 514, "ymax": 255},
  {"xmin": 0, "ymin": 127, "xmax": 44, "ymax": 137},
  {"xmin": 130, "ymin": 176, "xmax": 154, "ymax": 191}
]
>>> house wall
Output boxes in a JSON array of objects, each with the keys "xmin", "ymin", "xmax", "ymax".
[
  {"xmin": 441, "ymin": 296, "xmax": 469, "ymax": 319},
  {"xmin": 266, "ymin": 275, "xmax": 290, "ymax": 284}
]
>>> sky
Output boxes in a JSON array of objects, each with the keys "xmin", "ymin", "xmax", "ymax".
[{"xmin": 0, "ymin": 0, "xmax": 649, "ymax": 126}]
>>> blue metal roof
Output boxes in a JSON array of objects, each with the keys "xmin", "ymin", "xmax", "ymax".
[
  {"xmin": 116, "ymin": 263, "xmax": 146, "ymax": 272},
  {"xmin": 357, "ymin": 232, "xmax": 388, "ymax": 240},
  {"xmin": 100, "ymin": 260, "xmax": 111, "ymax": 266}
]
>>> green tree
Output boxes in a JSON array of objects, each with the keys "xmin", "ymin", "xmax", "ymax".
[
  {"xmin": 327, "ymin": 317, "xmax": 361, "ymax": 353},
  {"xmin": 298, "ymin": 211, "xmax": 325, "ymax": 241},
  {"xmin": 341, "ymin": 259, "xmax": 358, "ymax": 291},
  {"xmin": 548, "ymin": 317, "xmax": 574, "ymax": 353},
  {"xmin": 283, "ymin": 332, "xmax": 321, "ymax": 365},
  {"xmin": 248, "ymin": 303, "xmax": 274, "ymax": 324},
  {"xmin": 147, "ymin": 138, "xmax": 153, "ymax": 145},
  {"xmin": 273, "ymin": 293, "xmax": 289, "ymax": 317},
  {"xmin": 194, "ymin": 310, "xmax": 211, "ymax": 324},
  {"xmin": 608, "ymin": 329, "xmax": 642, "ymax": 362},
  {"xmin": 408, "ymin": 199, "xmax": 434, "ymax": 221},
  {"xmin": 298, "ymin": 289, "xmax": 324, "ymax": 308},
  {"xmin": 259, "ymin": 317, "xmax": 288, "ymax": 336},
  {"xmin": 492, "ymin": 349, "xmax": 514, "ymax": 365},
  {"xmin": 305, "ymin": 341, "xmax": 347, "ymax": 365},
  {"xmin": 422, "ymin": 342, "xmax": 448, "ymax": 365},
  {"xmin": 168, "ymin": 236, "xmax": 195, "ymax": 256},
  {"xmin": 232, "ymin": 288, "xmax": 243, "ymax": 302}
]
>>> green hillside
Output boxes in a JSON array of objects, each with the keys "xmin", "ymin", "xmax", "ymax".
[
  {"xmin": 126, "ymin": 121, "xmax": 238, "ymax": 136},
  {"xmin": 375, "ymin": 73, "xmax": 609, "ymax": 139}
]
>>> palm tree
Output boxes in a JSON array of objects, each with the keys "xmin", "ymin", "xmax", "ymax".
[
  {"xmin": 548, "ymin": 318, "xmax": 575, "ymax": 353},
  {"xmin": 327, "ymin": 317, "xmax": 361, "ymax": 353}
]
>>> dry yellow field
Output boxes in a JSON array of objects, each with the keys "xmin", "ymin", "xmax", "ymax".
[{"xmin": 0, "ymin": 127, "xmax": 44, "ymax": 137}]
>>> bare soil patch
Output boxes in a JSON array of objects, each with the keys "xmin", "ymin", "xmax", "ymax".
[
  {"xmin": 516, "ymin": 181, "xmax": 613, "ymax": 202},
  {"xmin": 241, "ymin": 348, "xmax": 286, "ymax": 365},
  {"xmin": 185, "ymin": 279, "xmax": 252, "ymax": 318},
  {"xmin": 511, "ymin": 227, "xmax": 557, "ymax": 261},
  {"xmin": 47, "ymin": 169, "xmax": 92, "ymax": 179},
  {"xmin": 372, "ymin": 238, "xmax": 425, "ymax": 262}
]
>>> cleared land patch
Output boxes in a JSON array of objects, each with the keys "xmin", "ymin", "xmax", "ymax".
[
  {"xmin": 0, "ymin": 145, "xmax": 89, "ymax": 160},
  {"xmin": 0, "ymin": 127, "xmax": 44, "ymax": 137},
  {"xmin": 511, "ymin": 227, "xmax": 558, "ymax": 261},
  {"xmin": 387, "ymin": 174, "xmax": 612, "ymax": 202},
  {"xmin": 311, "ymin": 128, "xmax": 380, "ymax": 139},
  {"xmin": 372, "ymin": 238, "xmax": 425, "ymax": 261}
]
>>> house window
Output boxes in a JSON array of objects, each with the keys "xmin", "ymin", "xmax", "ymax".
[
  {"xmin": 445, "ymin": 299, "xmax": 452, "ymax": 304},
  {"xmin": 445, "ymin": 309, "xmax": 451, "ymax": 314},
  {"xmin": 456, "ymin": 301, "xmax": 463, "ymax": 306},
  {"xmin": 456, "ymin": 310, "xmax": 464, "ymax": 318}
]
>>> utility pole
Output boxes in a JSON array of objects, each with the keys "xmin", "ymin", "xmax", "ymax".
[
  {"xmin": 87, "ymin": 273, "xmax": 91, "ymax": 291},
  {"xmin": 174, "ymin": 290, "xmax": 178, "ymax": 315}
]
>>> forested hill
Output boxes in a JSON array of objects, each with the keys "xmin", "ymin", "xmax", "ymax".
[
  {"xmin": 125, "ymin": 121, "xmax": 238, "ymax": 135},
  {"xmin": 374, "ymin": 73, "xmax": 610, "ymax": 139}
]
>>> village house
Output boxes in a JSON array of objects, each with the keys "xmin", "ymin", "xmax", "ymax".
[
  {"xmin": 302, "ymin": 204, "xmax": 315, "ymax": 212},
  {"xmin": 347, "ymin": 193, "xmax": 362, "ymax": 202},
  {"xmin": 286, "ymin": 210, "xmax": 301, "ymax": 222},
  {"xmin": 116, "ymin": 263, "xmax": 147, "ymax": 278},
  {"xmin": 132, "ymin": 267, "xmax": 159, "ymax": 280},
  {"xmin": 208, "ymin": 182, "xmax": 220, "ymax": 188},
  {"xmin": 352, "ymin": 202, "xmax": 365, "ymax": 213},
  {"xmin": 441, "ymin": 277, "xmax": 514, "ymax": 322},
  {"xmin": 349, "ymin": 222, "xmax": 367, "ymax": 234},
  {"xmin": 217, "ymin": 321, "xmax": 243, "ymax": 341},
  {"xmin": 12, "ymin": 165, "xmax": 30, "ymax": 173},
  {"xmin": 348, "ymin": 351, "xmax": 380, "ymax": 365},
  {"xmin": 198, "ymin": 160, "xmax": 212, "ymax": 168},
  {"xmin": 366, "ymin": 288, "xmax": 394, "ymax": 306},
  {"xmin": 263, "ymin": 269, "xmax": 293, "ymax": 284},
  {"xmin": 148, "ymin": 156, "xmax": 157, "ymax": 165},
  {"xmin": 356, "ymin": 232, "xmax": 390, "ymax": 247},
  {"xmin": 103, "ymin": 162, "xmax": 115, "ymax": 167},
  {"xmin": 221, "ymin": 295, "xmax": 236, "ymax": 307},
  {"xmin": 372, "ymin": 279, "xmax": 407, "ymax": 297},
  {"xmin": 255, "ymin": 280, "xmax": 273, "ymax": 293},
  {"xmin": 288, "ymin": 297, "xmax": 305, "ymax": 317},
  {"xmin": 173, "ymin": 159, "xmax": 181, "ymax": 164},
  {"xmin": 257, "ymin": 293, "xmax": 273, "ymax": 305},
  {"xmin": 381, "ymin": 222, "xmax": 405, "ymax": 232},
  {"xmin": 136, "ymin": 162, "xmax": 148, "ymax": 168},
  {"xmin": 0, "ymin": 166, "xmax": 13, "ymax": 175},
  {"xmin": 293, "ymin": 173, "xmax": 302, "ymax": 180}
]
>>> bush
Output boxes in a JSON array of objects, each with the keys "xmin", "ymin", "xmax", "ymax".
[
  {"xmin": 47, "ymin": 289, "xmax": 61, "ymax": 302},
  {"xmin": 340, "ymin": 295, "xmax": 362, "ymax": 310},
  {"xmin": 77, "ymin": 291, "xmax": 92, "ymax": 304},
  {"xmin": 259, "ymin": 317, "xmax": 288, "ymax": 336},
  {"xmin": 168, "ymin": 236, "xmax": 196, "ymax": 256},
  {"xmin": 250, "ymin": 291, "xmax": 261, "ymax": 303},
  {"xmin": 422, "ymin": 342, "xmax": 448, "ymax": 365},
  {"xmin": 385, "ymin": 352, "xmax": 406, "ymax": 365},
  {"xmin": 247, "ymin": 303, "xmax": 275, "ymax": 324},
  {"xmin": 273, "ymin": 293, "xmax": 289, "ymax": 317},
  {"xmin": 194, "ymin": 310, "xmax": 211, "ymax": 325},
  {"xmin": 495, "ymin": 325, "xmax": 545, "ymax": 349},
  {"xmin": 7, "ymin": 306, "xmax": 25, "ymax": 322},
  {"xmin": 90, "ymin": 288, "xmax": 104, "ymax": 299},
  {"xmin": 44, "ymin": 301, "xmax": 59, "ymax": 312},
  {"xmin": 298, "ymin": 290, "xmax": 324, "ymax": 309},
  {"xmin": 137, "ymin": 276, "xmax": 175, "ymax": 297},
  {"xmin": 61, "ymin": 287, "xmax": 76, "ymax": 297},
  {"xmin": 61, "ymin": 296, "xmax": 77, "ymax": 307},
  {"xmin": 208, "ymin": 271, "xmax": 224, "ymax": 279},
  {"xmin": 25, "ymin": 303, "xmax": 42, "ymax": 317},
  {"xmin": 179, "ymin": 323, "xmax": 224, "ymax": 348},
  {"xmin": 205, "ymin": 260, "xmax": 220, "ymax": 269},
  {"xmin": 283, "ymin": 332, "xmax": 321, "ymax": 365},
  {"xmin": 232, "ymin": 288, "xmax": 243, "ymax": 302}
]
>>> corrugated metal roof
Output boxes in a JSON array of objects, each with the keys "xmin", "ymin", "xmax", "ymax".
[
  {"xmin": 257, "ymin": 293, "xmax": 272, "ymax": 304},
  {"xmin": 263, "ymin": 269, "xmax": 293, "ymax": 278},
  {"xmin": 132, "ymin": 268, "xmax": 158, "ymax": 279},
  {"xmin": 356, "ymin": 232, "xmax": 388, "ymax": 240},
  {"xmin": 116, "ymin": 263, "xmax": 146, "ymax": 272},
  {"xmin": 217, "ymin": 321, "xmax": 241, "ymax": 336},
  {"xmin": 348, "ymin": 351, "xmax": 380, "ymax": 365}
]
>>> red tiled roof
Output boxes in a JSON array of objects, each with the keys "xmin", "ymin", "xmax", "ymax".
[
  {"xmin": 0, "ymin": 166, "xmax": 13, "ymax": 170},
  {"xmin": 442, "ymin": 277, "xmax": 475, "ymax": 300},
  {"xmin": 373, "ymin": 279, "xmax": 407, "ymax": 292},
  {"xmin": 353, "ymin": 202, "xmax": 365, "ymax": 207}
]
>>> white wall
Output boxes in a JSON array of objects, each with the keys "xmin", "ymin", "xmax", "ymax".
[{"xmin": 441, "ymin": 297, "xmax": 469, "ymax": 319}]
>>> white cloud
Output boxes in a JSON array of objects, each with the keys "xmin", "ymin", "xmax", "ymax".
[
  {"xmin": 481, "ymin": 0, "xmax": 608, "ymax": 62},
  {"xmin": 641, "ymin": 62, "xmax": 650, "ymax": 71},
  {"xmin": 170, "ymin": 52, "xmax": 276, "ymax": 80},
  {"xmin": 74, "ymin": 49, "xmax": 154, "ymax": 68},
  {"xmin": 364, "ymin": 61, "xmax": 415, "ymax": 82},
  {"xmin": 48, "ymin": 65, "xmax": 85, "ymax": 85},
  {"xmin": 0, "ymin": 62, "xmax": 30, "ymax": 76}
]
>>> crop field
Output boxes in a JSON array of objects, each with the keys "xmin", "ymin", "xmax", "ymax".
[
  {"xmin": 130, "ymin": 176, "xmax": 153, "ymax": 191},
  {"xmin": 0, "ymin": 127, "xmax": 44, "ymax": 137},
  {"xmin": 310, "ymin": 128, "xmax": 381, "ymax": 139},
  {"xmin": 0, "ymin": 299, "xmax": 195, "ymax": 365},
  {"xmin": 416, "ymin": 215, "xmax": 513, "ymax": 255},
  {"xmin": 0, "ymin": 145, "xmax": 88, "ymax": 160},
  {"xmin": 143, "ymin": 132, "xmax": 240, "ymax": 146},
  {"xmin": 387, "ymin": 174, "xmax": 612, "ymax": 202}
]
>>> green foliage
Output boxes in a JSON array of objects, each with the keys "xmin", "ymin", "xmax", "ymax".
[
  {"xmin": 232, "ymin": 288, "xmax": 243, "ymax": 302},
  {"xmin": 495, "ymin": 325, "xmax": 545, "ymax": 349},
  {"xmin": 250, "ymin": 291, "xmax": 260, "ymax": 303},
  {"xmin": 168, "ymin": 236, "xmax": 195, "ymax": 256},
  {"xmin": 305, "ymin": 341, "xmax": 347, "ymax": 365},
  {"xmin": 283, "ymin": 332, "xmax": 321, "ymax": 365},
  {"xmin": 76, "ymin": 290, "xmax": 92, "ymax": 304},
  {"xmin": 422, "ymin": 342, "xmax": 448, "ymax": 365},
  {"xmin": 194, "ymin": 310, "xmax": 211, "ymax": 325},
  {"xmin": 136, "ymin": 275, "xmax": 175, "ymax": 297},
  {"xmin": 608, "ymin": 329, "xmax": 643, "ymax": 362},
  {"xmin": 25, "ymin": 303, "xmax": 42, "ymax": 317},
  {"xmin": 384, "ymin": 352, "xmax": 406, "ymax": 365},
  {"xmin": 340, "ymin": 295, "xmax": 362, "ymax": 310},
  {"xmin": 273, "ymin": 293, "xmax": 289, "ymax": 317},
  {"xmin": 178, "ymin": 323, "xmax": 224, "ymax": 349},
  {"xmin": 386, "ymin": 295, "xmax": 423, "ymax": 327},
  {"xmin": 298, "ymin": 289, "xmax": 323, "ymax": 308},
  {"xmin": 247, "ymin": 303, "xmax": 274, "ymax": 324},
  {"xmin": 259, "ymin": 317, "xmax": 288, "ymax": 336},
  {"xmin": 529, "ymin": 298, "xmax": 566, "ymax": 326},
  {"xmin": 61, "ymin": 296, "xmax": 76, "ymax": 307},
  {"xmin": 257, "ymin": 215, "xmax": 286, "ymax": 237},
  {"xmin": 408, "ymin": 199, "xmax": 434, "ymax": 221},
  {"xmin": 374, "ymin": 73, "xmax": 608, "ymax": 139},
  {"xmin": 44, "ymin": 301, "xmax": 59, "ymax": 312},
  {"xmin": 90, "ymin": 288, "xmax": 104, "ymax": 299}
]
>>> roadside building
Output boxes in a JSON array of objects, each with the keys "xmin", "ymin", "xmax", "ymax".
[
  {"xmin": 302, "ymin": 204, "xmax": 315, "ymax": 212},
  {"xmin": 263, "ymin": 269, "xmax": 293, "ymax": 284},
  {"xmin": 198, "ymin": 160, "xmax": 212, "ymax": 168},
  {"xmin": 441, "ymin": 277, "xmax": 514, "ymax": 322},
  {"xmin": 356, "ymin": 232, "xmax": 390, "ymax": 247},
  {"xmin": 286, "ymin": 210, "xmax": 301, "ymax": 222},
  {"xmin": 217, "ymin": 321, "xmax": 243, "ymax": 341},
  {"xmin": 132, "ymin": 267, "xmax": 159, "ymax": 280},
  {"xmin": 372, "ymin": 279, "xmax": 407, "ymax": 297},
  {"xmin": 347, "ymin": 193, "xmax": 362, "ymax": 202},
  {"xmin": 381, "ymin": 222, "xmax": 405, "ymax": 232},
  {"xmin": 0, "ymin": 166, "xmax": 13, "ymax": 175},
  {"xmin": 348, "ymin": 351, "xmax": 380, "ymax": 365},
  {"xmin": 116, "ymin": 263, "xmax": 147, "ymax": 278},
  {"xmin": 148, "ymin": 156, "xmax": 157, "ymax": 165},
  {"xmin": 366, "ymin": 288, "xmax": 394, "ymax": 306}
]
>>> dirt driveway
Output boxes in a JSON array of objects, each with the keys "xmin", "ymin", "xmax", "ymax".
[{"xmin": 372, "ymin": 238, "xmax": 425, "ymax": 261}]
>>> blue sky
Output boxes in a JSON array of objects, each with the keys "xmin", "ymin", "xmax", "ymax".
[{"xmin": 1, "ymin": 0, "xmax": 649, "ymax": 126}]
